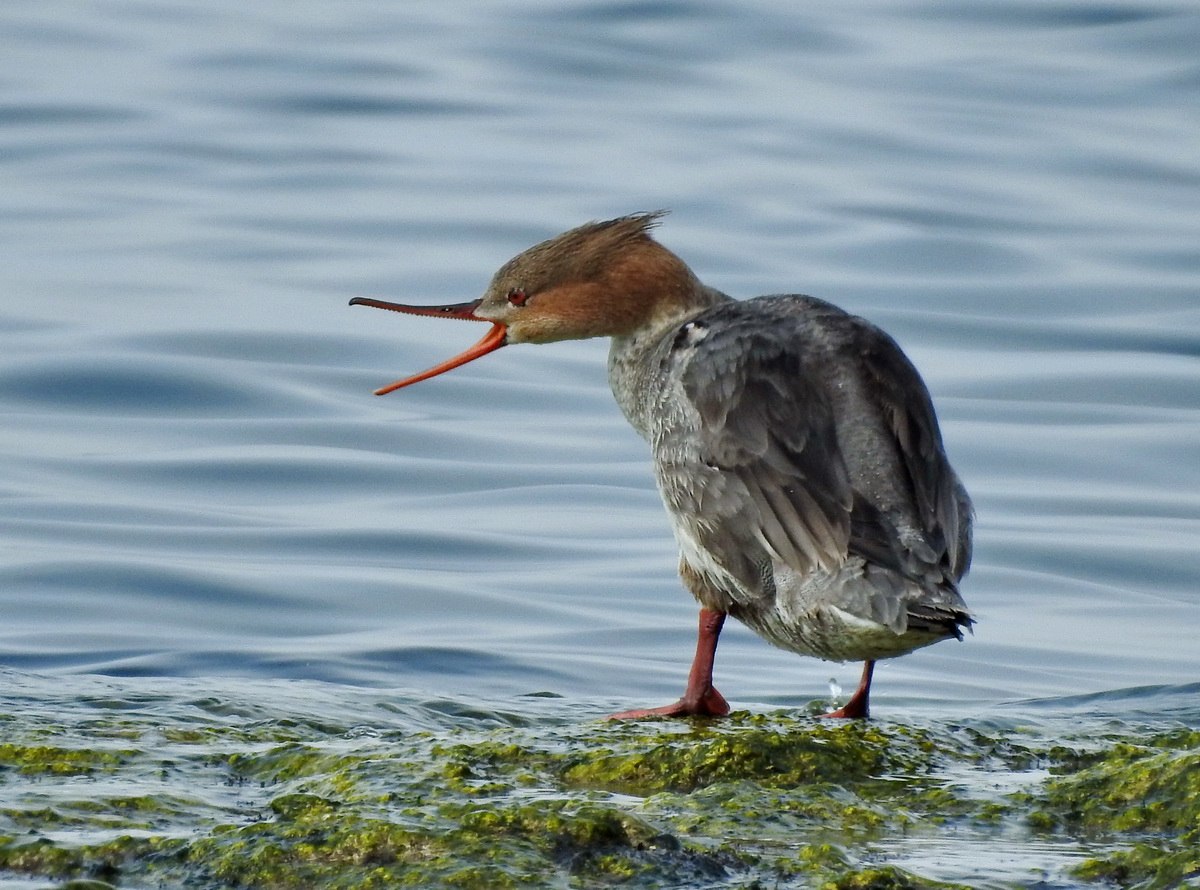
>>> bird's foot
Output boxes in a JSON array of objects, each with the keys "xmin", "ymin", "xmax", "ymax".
[
  {"xmin": 816, "ymin": 671, "xmax": 873, "ymax": 719},
  {"xmin": 818, "ymin": 698, "xmax": 869, "ymax": 719},
  {"xmin": 607, "ymin": 685, "xmax": 730, "ymax": 720},
  {"xmin": 818, "ymin": 661, "xmax": 873, "ymax": 719}
]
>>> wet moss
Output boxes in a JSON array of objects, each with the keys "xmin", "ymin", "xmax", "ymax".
[
  {"xmin": 447, "ymin": 798, "xmax": 729, "ymax": 886},
  {"xmin": 1, "ymin": 795, "xmax": 190, "ymax": 833},
  {"xmin": 0, "ymin": 834, "xmax": 183, "ymax": 882},
  {"xmin": 431, "ymin": 738, "xmax": 552, "ymax": 794},
  {"xmin": 1073, "ymin": 840, "xmax": 1200, "ymax": 890},
  {"xmin": 177, "ymin": 795, "xmax": 733, "ymax": 889},
  {"xmin": 1042, "ymin": 730, "xmax": 1200, "ymax": 833},
  {"xmin": 558, "ymin": 718, "xmax": 938, "ymax": 795},
  {"xmin": 1, "ymin": 696, "xmax": 1197, "ymax": 889},
  {"xmin": 823, "ymin": 866, "xmax": 965, "ymax": 889},
  {"xmin": 1025, "ymin": 728, "xmax": 1200, "ymax": 888},
  {"xmin": 0, "ymin": 742, "xmax": 127, "ymax": 776},
  {"xmin": 187, "ymin": 815, "xmax": 443, "ymax": 888},
  {"xmin": 226, "ymin": 743, "xmax": 361, "ymax": 786},
  {"xmin": 0, "ymin": 837, "xmax": 81, "ymax": 877}
]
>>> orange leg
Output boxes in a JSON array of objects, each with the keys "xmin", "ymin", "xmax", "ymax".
[
  {"xmin": 821, "ymin": 660, "xmax": 875, "ymax": 719},
  {"xmin": 608, "ymin": 609, "xmax": 730, "ymax": 719}
]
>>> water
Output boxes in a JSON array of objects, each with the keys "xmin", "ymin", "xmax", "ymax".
[
  {"xmin": 2, "ymin": 0, "xmax": 1198, "ymax": 854},
  {"xmin": 3, "ymin": 0, "xmax": 1199, "ymax": 709}
]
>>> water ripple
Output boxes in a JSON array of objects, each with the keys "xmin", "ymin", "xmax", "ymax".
[{"xmin": 1, "ymin": 0, "xmax": 1198, "ymax": 726}]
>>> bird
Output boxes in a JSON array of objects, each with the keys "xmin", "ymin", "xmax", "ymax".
[{"xmin": 350, "ymin": 212, "xmax": 973, "ymax": 719}]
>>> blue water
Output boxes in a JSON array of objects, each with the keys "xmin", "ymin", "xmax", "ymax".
[{"xmin": 2, "ymin": 0, "xmax": 1198, "ymax": 719}]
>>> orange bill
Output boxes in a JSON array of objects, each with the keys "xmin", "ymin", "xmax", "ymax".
[{"xmin": 349, "ymin": 297, "xmax": 507, "ymax": 395}]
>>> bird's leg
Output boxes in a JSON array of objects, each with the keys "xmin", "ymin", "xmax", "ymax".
[
  {"xmin": 608, "ymin": 608, "xmax": 730, "ymax": 719},
  {"xmin": 821, "ymin": 660, "xmax": 875, "ymax": 719}
]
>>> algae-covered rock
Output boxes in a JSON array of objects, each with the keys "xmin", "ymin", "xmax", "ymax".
[
  {"xmin": 0, "ymin": 742, "xmax": 128, "ymax": 776},
  {"xmin": 1, "ymin": 687, "xmax": 1197, "ymax": 889},
  {"xmin": 0, "ymin": 833, "xmax": 183, "ymax": 883},
  {"xmin": 558, "ymin": 718, "xmax": 935, "ymax": 795},
  {"xmin": 1025, "ymin": 728, "xmax": 1200, "ymax": 888}
]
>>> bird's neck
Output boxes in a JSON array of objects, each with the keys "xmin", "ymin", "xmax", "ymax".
[{"xmin": 606, "ymin": 284, "xmax": 732, "ymax": 439}]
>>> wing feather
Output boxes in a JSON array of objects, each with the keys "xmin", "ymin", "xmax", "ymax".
[
  {"xmin": 653, "ymin": 295, "xmax": 972, "ymax": 613},
  {"xmin": 854, "ymin": 324, "xmax": 974, "ymax": 581},
  {"xmin": 656, "ymin": 302, "xmax": 854, "ymax": 600}
]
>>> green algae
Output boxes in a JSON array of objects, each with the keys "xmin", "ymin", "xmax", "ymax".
[
  {"xmin": 1023, "ymin": 728, "xmax": 1200, "ymax": 888},
  {"xmin": 558, "ymin": 719, "xmax": 935, "ymax": 795},
  {"xmin": 0, "ymin": 834, "xmax": 184, "ymax": 883},
  {"xmin": 1, "ymin": 689, "xmax": 1198, "ymax": 889},
  {"xmin": 0, "ymin": 742, "xmax": 129, "ymax": 777}
]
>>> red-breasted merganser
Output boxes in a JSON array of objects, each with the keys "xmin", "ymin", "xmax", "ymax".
[{"xmin": 351, "ymin": 213, "xmax": 973, "ymax": 719}]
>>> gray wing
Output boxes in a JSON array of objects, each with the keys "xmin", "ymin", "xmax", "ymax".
[
  {"xmin": 657, "ymin": 296, "xmax": 972, "ymax": 612},
  {"xmin": 657, "ymin": 303, "xmax": 854, "ymax": 601},
  {"xmin": 852, "ymin": 319, "xmax": 973, "ymax": 583}
]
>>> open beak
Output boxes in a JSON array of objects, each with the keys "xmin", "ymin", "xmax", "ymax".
[{"xmin": 349, "ymin": 297, "xmax": 507, "ymax": 395}]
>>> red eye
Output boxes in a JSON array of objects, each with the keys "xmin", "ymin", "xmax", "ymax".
[{"xmin": 507, "ymin": 288, "xmax": 528, "ymax": 306}]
